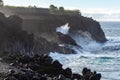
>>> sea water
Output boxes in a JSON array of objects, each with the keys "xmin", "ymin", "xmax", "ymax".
[{"xmin": 50, "ymin": 21, "xmax": 120, "ymax": 80}]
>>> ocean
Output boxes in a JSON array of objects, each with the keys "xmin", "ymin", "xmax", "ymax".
[{"xmin": 50, "ymin": 21, "xmax": 120, "ymax": 80}]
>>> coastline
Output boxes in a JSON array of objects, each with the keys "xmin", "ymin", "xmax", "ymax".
[
  {"xmin": 0, "ymin": 6, "xmax": 106, "ymax": 80},
  {"xmin": 0, "ymin": 54, "xmax": 101, "ymax": 80}
]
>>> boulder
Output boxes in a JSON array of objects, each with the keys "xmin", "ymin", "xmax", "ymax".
[
  {"xmin": 58, "ymin": 74, "xmax": 66, "ymax": 80},
  {"xmin": 52, "ymin": 60, "xmax": 62, "ymax": 69},
  {"xmin": 64, "ymin": 68, "xmax": 72, "ymax": 78},
  {"xmin": 57, "ymin": 32, "xmax": 79, "ymax": 47},
  {"xmin": 33, "ymin": 37, "xmax": 75, "ymax": 54},
  {"xmin": 1, "ymin": 54, "xmax": 102, "ymax": 80},
  {"xmin": 72, "ymin": 73, "xmax": 82, "ymax": 79}
]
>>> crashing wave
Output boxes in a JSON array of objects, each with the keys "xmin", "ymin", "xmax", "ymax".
[{"xmin": 56, "ymin": 23, "xmax": 70, "ymax": 34}]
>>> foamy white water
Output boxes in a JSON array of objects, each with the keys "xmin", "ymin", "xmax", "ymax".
[
  {"xmin": 56, "ymin": 23, "xmax": 70, "ymax": 34},
  {"xmin": 50, "ymin": 22, "xmax": 120, "ymax": 80}
]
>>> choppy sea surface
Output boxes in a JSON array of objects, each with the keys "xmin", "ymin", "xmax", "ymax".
[{"xmin": 50, "ymin": 21, "xmax": 120, "ymax": 80}]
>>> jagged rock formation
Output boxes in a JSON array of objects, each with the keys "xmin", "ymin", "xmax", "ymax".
[
  {"xmin": 16, "ymin": 13, "xmax": 106, "ymax": 43},
  {"xmin": 0, "ymin": 13, "xmax": 34, "ymax": 55},
  {"xmin": 0, "ymin": 7, "xmax": 107, "ymax": 55},
  {"xmin": 29, "ymin": 14, "xmax": 106, "ymax": 43},
  {"xmin": 0, "ymin": 12, "xmax": 75, "ymax": 56},
  {"xmin": 0, "ymin": 7, "xmax": 106, "ymax": 43},
  {"xmin": 33, "ymin": 37, "xmax": 75, "ymax": 55},
  {"xmin": 57, "ymin": 32, "xmax": 80, "ymax": 47},
  {"xmin": 1, "ymin": 55, "xmax": 101, "ymax": 80}
]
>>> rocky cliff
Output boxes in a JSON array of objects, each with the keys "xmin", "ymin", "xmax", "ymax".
[
  {"xmin": 25, "ymin": 14, "xmax": 106, "ymax": 43},
  {"xmin": 0, "ymin": 7, "xmax": 107, "ymax": 55},
  {"xmin": 0, "ymin": 7, "xmax": 106, "ymax": 43},
  {"xmin": 0, "ymin": 12, "xmax": 75, "ymax": 56}
]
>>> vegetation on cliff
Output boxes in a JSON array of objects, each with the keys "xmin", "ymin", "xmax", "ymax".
[{"xmin": 49, "ymin": 4, "xmax": 81, "ymax": 15}]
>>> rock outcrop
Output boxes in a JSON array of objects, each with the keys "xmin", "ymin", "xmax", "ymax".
[
  {"xmin": 68, "ymin": 16, "xmax": 107, "ymax": 43},
  {"xmin": 0, "ymin": 54, "xmax": 102, "ymax": 80},
  {"xmin": 0, "ymin": 7, "xmax": 107, "ymax": 43},
  {"xmin": 0, "ymin": 12, "xmax": 75, "ymax": 56},
  {"xmin": 31, "ymin": 14, "xmax": 107, "ymax": 43},
  {"xmin": 0, "ymin": 6, "xmax": 107, "ymax": 55},
  {"xmin": 57, "ymin": 32, "xmax": 80, "ymax": 47}
]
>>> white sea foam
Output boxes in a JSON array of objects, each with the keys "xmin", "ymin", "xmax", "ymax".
[
  {"xmin": 51, "ymin": 22, "xmax": 120, "ymax": 80},
  {"xmin": 56, "ymin": 23, "xmax": 70, "ymax": 34},
  {"xmin": 70, "ymin": 31, "xmax": 103, "ymax": 52},
  {"xmin": 50, "ymin": 34, "xmax": 120, "ymax": 80},
  {"xmin": 50, "ymin": 45, "xmax": 120, "ymax": 80}
]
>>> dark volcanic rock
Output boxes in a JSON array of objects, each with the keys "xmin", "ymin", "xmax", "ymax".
[
  {"xmin": 34, "ymin": 36, "xmax": 75, "ymax": 54},
  {"xmin": 64, "ymin": 68, "xmax": 72, "ymax": 78},
  {"xmin": 0, "ymin": 12, "xmax": 75, "ymax": 55},
  {"xmin": 67, "ymin": 15, "xmax": 107, "ymax": 43},
  {"xmin": 57, "ymin": 32, "xmax": 81, "ymax": 47},
  {"xmin": 0, "ymin": 7, "xmax": 107, "ymax": 55},
  {"xmin": 19, "ymin": 13, "xmax": 107, "ymax": 43},
  {"xmin": 82, "ymin": 67, "xmax": 102, "ymax": 80},
  {"xmin": 52, "ymin": 60, "xmax": 62, "ymax": 70},
  {"xmin": 72, "ymin": 73, "xmax": 82, "ymax": 79},
  {"xmin": 0, "ymin": 10, "xmax": 107, "ymax": 55},
  {"xmin": 7, "ymin": 15, "xmax": 22, "ymax": 31},
  {"xmin": 1, "ymin": 55, "xmax": 102, "ymax": 80},
  {"xmin": 36, "ymin": 15, "xmax": 106, "ymax": 43}
]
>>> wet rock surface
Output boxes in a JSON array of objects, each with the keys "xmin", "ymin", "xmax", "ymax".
[
  {"xmin": 57, "ymin": 32, "xmax": 81, "ymax": 47},
  {"xmin": 0, "ymin": 55, "xmax": 102, "ymax": 80}
]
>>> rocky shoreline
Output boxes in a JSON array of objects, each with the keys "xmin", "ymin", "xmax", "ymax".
[{"xmin": 0, "ymin": 54, "xmax": 101, "ymax": 80}]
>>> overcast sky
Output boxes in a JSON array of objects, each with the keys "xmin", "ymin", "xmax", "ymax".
[{"xmin": 3, "ymin": 0, "xmax": 120, "ymax": 21}]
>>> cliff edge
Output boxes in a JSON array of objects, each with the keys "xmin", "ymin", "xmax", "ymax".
[
  {"xmin": 29, "ymin": 14, "xmax": 107, "ymax": 43},
  {"xmin": 0, "ymin": 7, "xmax": 107, "ymax": 43},
  {"xmin": 0, "ymin": 7, "xmax": 107, "ymax": 55}
]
